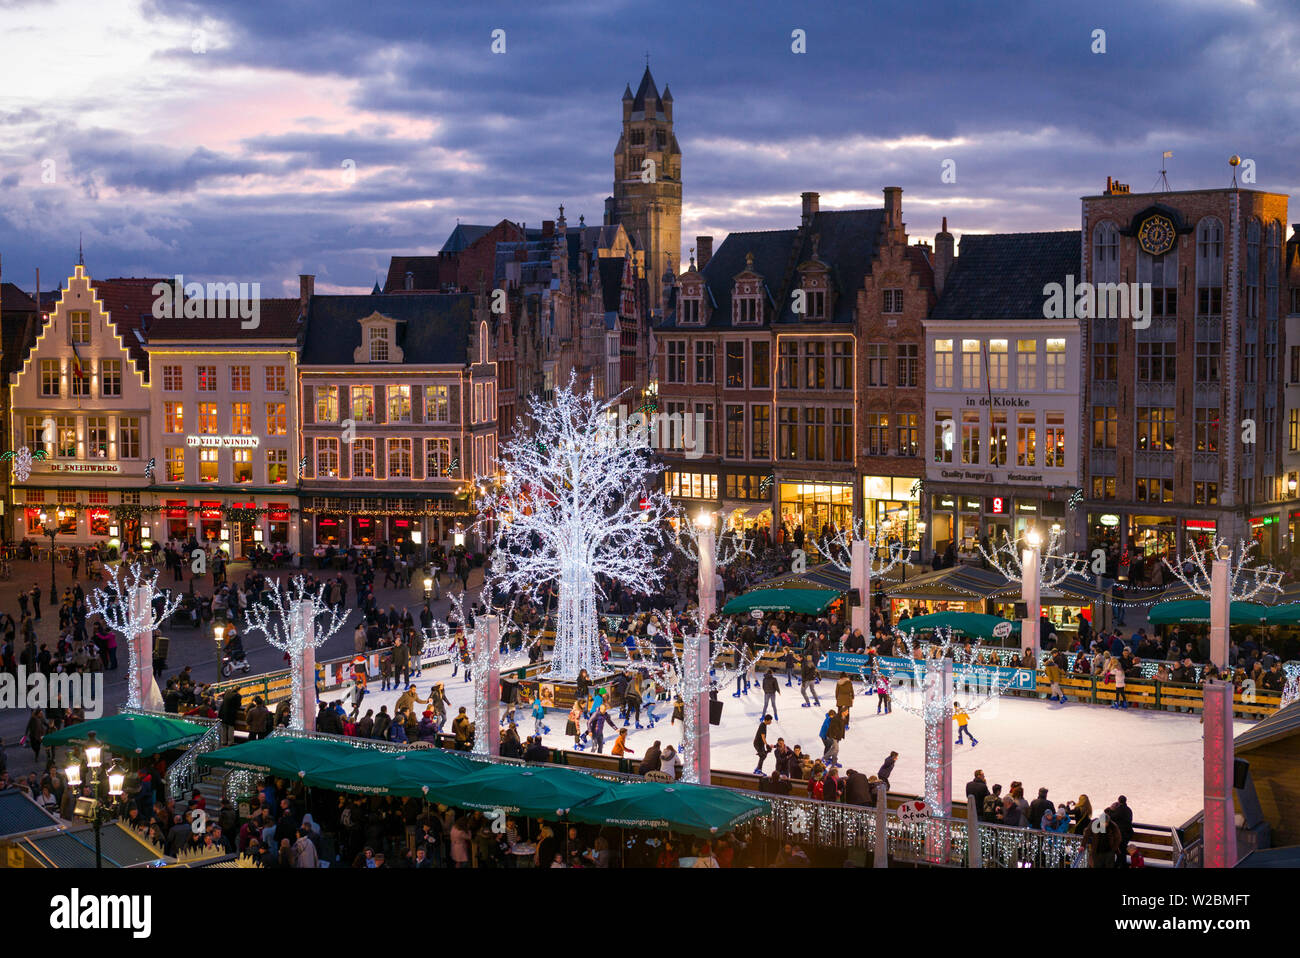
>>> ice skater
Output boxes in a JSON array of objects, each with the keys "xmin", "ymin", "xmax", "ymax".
[
  {"xmin": 954, "ymin": 702, "xmax": 978, "ymax": 746},
  {"xmin": 800, "ymin": 654, "xmax": 821, "ymax": 707},
  {"xmin": 531, "ymin": 693, "xmax": 549, "ymax": 738},
  {"xmin": 875, "ymin": 671, "xmax": 892, "ymax": 714},
  {"xmin": 753, "ymin": 714, "xmax": 774, "ymax": 774},
  {"xmin": 761, "ymin": 668, "xmax": 782, "ymax": 720}
]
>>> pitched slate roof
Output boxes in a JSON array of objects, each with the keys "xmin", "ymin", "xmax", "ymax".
[
  {"xmin": 384, "ymin": 256, "xmax": 445, "ymax": 293},
  {"xmin": 632, "ymin": 67, "xmax": 663, "ymax": 117},
  {"xmin": 0, "ymin": 787, "xmax": 60, "ymax": 838},
  {"xmin": 89, "ymin": 277, "xmax": 169, "ymax": 372},
  {"xmin": 143, "ymin": 298, "xmax": 302, "ymax": 342},
  {"xmin": 440, "ymin": 223, "xmax": 495, "ymax": 253},
  {"xmin": 1, "ymin": 284, "xmax": 40, "ymax": 381},
  {"xmin": 0, "ymin": 282, "xmax": 36, "ymax": 312},
  {"xmin": 663, "ymin": 207, "xmax": 887, "ymax": 329},
  {"xmin": 300, "ymin": 293, "xmax": 475, "ymax": 366},
  {"xmin": 930, "ymin": 230, "xmax": 1081, "ymax": 321}
]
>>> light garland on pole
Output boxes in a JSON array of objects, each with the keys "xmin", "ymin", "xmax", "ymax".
[
  {"xmin": 824, "ymin": 519, "xmax": 907, "ymax": 634},
  {"xmin": 632, "ymin": 608, "xmax": 754, "ymax": 784},
  {"xmin": 477, "ymin": 377, "xmax": 673, "ymax": 680},
  {"xmin": 242, "ymin": 576, "xmax": 347, "ymax": 729},
  {"xmin": 85, "ymin": 563, "xmax": 180, "ymax": 709},
  {"xmin": 979, "ymin": 528, "xmax": 1089, "ymax": 656}
]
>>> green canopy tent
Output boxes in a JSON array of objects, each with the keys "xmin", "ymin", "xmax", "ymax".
[
  {"xmin": 721, "ymin": 588, "xmax": 841, "ymax": 616},
  {"xmin": 892, "ymin": 610, "xmax": 1021, "ymax": 643},
  {"xmin": 196, "ymin": 737, "xmax": 479, "ymax": 797},
  {"xmin": 568, "ymin": 781, "xmax": 770, "ymax": 839},
  {"xmin": 1261, "ymin": 602, "xmax": 1300, "ymax": 627},
  {"xmin": 44, "ymin": 713, "xmax": 207, "ymax": 756},
  {"xmin": 430, "ymin": 765, "xmax": 614, "ymax": 818},
  {"xmin": 1147, "ymin": 599, "xmax": 1270, "ymax": 626}
]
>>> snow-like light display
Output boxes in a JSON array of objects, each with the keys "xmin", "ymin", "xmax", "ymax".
[
  {"xmin": 479, "ymin": 378, "xmax": 673, "ymax": 680},
  {"xmin": 85, "ymin": 563, "xmax": 181, "ymax": 709},
  {"xmin": 242, "ymin": 576, "xmax": 347, "ymax": 729},
  {"xmin": 1162, "ymin": 538, "xmax": 1283, "ymax": 602}
]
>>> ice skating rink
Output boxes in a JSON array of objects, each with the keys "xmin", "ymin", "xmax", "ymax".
[{"xmin": 336, "ymin": 660, "xmax": 1254, "ymax": 827}]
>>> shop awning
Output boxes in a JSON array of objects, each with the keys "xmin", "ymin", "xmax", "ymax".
[
  {"xmin": 1147, "ymin": 599, "xmax": 1270, "ymax": 626},
  {"xmin": 44, "ymin": 714, "xmax": 207, "ymax": 756},
  {"xmin": 894, "ymin": 610, "xmax": 1021, "ymax": 642},
  {"xmin": 722, "ymin": 587, "xmax": 841, "ymax": 615},
  {"xmin": 885, "ymin": 565, "xmax": 1019, "ymax": 602},
  {"xmin": 568, "ymin": 782, "xmax": 769, "ymax": 839},
  {"xmin": 1260, "ymin": 602, "xmax": 1300, "ymax": 626}
]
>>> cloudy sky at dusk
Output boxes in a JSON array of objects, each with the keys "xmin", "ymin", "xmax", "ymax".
[{"xmin": 1, "ymin": 0, "xmax": 1298, "ymax": 296}]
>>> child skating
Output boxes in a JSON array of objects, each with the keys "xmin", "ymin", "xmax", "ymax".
[{"xmin": 954, "ymin": 701, "xmax": 978, "ymax": 746}]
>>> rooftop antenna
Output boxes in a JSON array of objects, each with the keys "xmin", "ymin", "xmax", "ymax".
[
  {"xmin": 645, "ymin": 51, "xmax": 650, "ymax": 69},
  {"xmin": 78, "ymin": 232, "xmax": 84, "ymax": 267},
  {"xmin": 1156, "ymin": 151, "xmax": 1172, "ymax": 192}
]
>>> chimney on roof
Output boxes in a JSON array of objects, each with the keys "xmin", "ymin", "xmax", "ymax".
[
  {"xmin": 696, "ymin": 236, "xmax": 713, "ymax": 270},
  {"xmin": 542, "ymin": 220, "xmax": 555, "ymax": 238},
  {"xmin": 801, "ymin": 192, "xmax": 819, "ymax": 229},
  {"xmin": 299, "ymin": 274, "xmax": 314, "ymax": 316},
  {"xmin": 883, "ymin": 186, "xmax": 903, "ymax": 232},
  {"xmin": 933, "ymin": 217, "xmax": 955, "ymax": 297},
  {"xmin": 405, "ymin": 271, "xmax": 414, "ymax": 291}
]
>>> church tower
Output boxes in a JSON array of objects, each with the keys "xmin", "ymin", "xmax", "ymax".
[{"xmin": 605, "ymin": 65, "xmax": 681, "ymax": 313}]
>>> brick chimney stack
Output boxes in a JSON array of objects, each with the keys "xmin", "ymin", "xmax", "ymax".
[
  {"xmin": 299, "ymin": 274, "xmax": 314, "ymax": 317},
  {"xmin": 697, "ymin": 235, "xmax": 713, "ymax": 269},
  {"xmin": 883, "ymin": 186, "xmax": 903, "ymax": 234},
  {"xmin": 801, "ymin": 191, "xmax": 820, "ymax": 228},
  {"xmin": 933, "ymin": 217, "xmax": 955, "ymax": 296}
]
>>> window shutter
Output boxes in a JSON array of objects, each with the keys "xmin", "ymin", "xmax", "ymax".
[{"xmin": 302, "ymin": 385, "xmax": 315, "ymax": 425}]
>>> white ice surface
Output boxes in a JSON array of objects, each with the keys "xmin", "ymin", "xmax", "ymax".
[{"xmin": 330, "ymin": 661, "xmax": 1254, "ymax": 827}]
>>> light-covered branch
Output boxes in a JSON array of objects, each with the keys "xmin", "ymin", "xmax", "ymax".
[
  {"xmin": 1162, "ymin": 538, "xmax": 1283, "ymax": 603},
  {"xmin": 85, "ymin": 563, "xmax": 182, "ymax": 708}
]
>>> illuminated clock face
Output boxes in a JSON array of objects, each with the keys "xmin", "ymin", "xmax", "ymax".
[{"xmin": 1138, "ymin": 215, "xmax": 1176, "ymax": 256}]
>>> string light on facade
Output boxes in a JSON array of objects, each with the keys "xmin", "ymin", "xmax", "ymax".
[
  {"xmin": 476, "ymin": 377, "xmax": 673, "ymax": 680},
  {"xmin": 85, "ymin": 563, "xmax": 181, "ymax": 708},
  {"xmin": 242, "ymin": 575, "xmax": 347, "ymax": 729}
]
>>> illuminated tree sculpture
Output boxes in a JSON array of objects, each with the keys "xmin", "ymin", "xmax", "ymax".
[
  {"xmin": 1161, "ymin": 538, "xmax": 1283, "ymax": 602},
  {"xmin": 633, "ymin": 609, "xmax": 755, "ymax": 784},
  {"xmin": 243, "ymin": 576, "xmax": 347, "ymax": 729},
  {"xmin": 480, "ymin": 379, "xmax": 673, "ymax": 680},
  {"xmin": 86, "ymin": 563, "xmax": 181, "ymax": 709},
  {"xmin": 672, "ymin": 508, "xmax": 753, "ymax": 620}
]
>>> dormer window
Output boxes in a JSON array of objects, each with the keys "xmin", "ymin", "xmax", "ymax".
[
  {"xmin": 370, "ymin": 326, "xmax": 390, "ymax": 362},
  {"xmin": 883, "ymin": 289, "xmax": 904, "ymax": 314}
]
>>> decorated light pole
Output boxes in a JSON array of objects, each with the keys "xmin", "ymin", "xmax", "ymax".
[
  {"xmin": 824, "ymin": 520, "xmax": 906, "ymax": 636},
  {"xmin": 85, "ymin": 563, "xmax": 180, "ymax": 710},
  {"xmin": 243, "ymin": 576, "xmax": 347, "ymax": 729},
  {"xmin": 979, "ymin": 527, "xmax": 1088, "ymax": 661},
  {"xmin": 1202, "ymin": 677, "xmax": 1238, "ymax": 868},
  {"xmin": 1163, "ymin": 538, "xmax": 1281, "ymax": 671}
]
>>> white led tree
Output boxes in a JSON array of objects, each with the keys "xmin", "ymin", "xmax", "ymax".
[
  {"xmin": 632, "ymin": 608, "xmax": 755, "ymax": 784},
  {"xmin": 86, "ymin": 563, "xmax": 181, "ymax": 709},
  {"xmin": 978, "ymin": 528, "xmax": 1089, "ymax": 657},
  {"xmin": 824, "ymin": 519, "xmax": 907, "ymax": 635},
  {"xmin": 887, "ymin": 626, "xmax": 1013, "ymax": 862},
  {"xmin": 242, "ymin": 576, "xmax": 347, "ymax": 729},
  {"xmin": 672, "ymin": 508, "xmax": 753, "ymax": 620},
  {"xmin": 479, "ymin": 378, "xmax": 673, "ymax": 680}
]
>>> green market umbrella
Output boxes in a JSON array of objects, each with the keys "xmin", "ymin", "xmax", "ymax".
[
  {"xmin": 1261, "ymin": 602, "xmax": 1300, "ymax": 627},
  {"xmin": 722, "ymin": 588, "xmax": 841, "ymax": 616},
  {"xmin": 309, "ymin": 748, "xmax": 479, "ymax": 797},
  {"xmin": 197, "ymin": 736, "xmax": 329, "ymax": 776},
  {"xmin": 893, "ymin": 610, "xmax": 1021, "ymax": 642},
  {"xmin": 568, "ymin": 782, "xmax": 769, "ymax": 839},
  {"xmin": 1147, "ymin": 599, "xmax": 1269, "ymax": 626},
  {"xmin": 44, "ymin": 713, "xmax": 207, "ymax": 756},
  {"xmin": 430, "ymin": 765, "xmax": 614, "ymax": 818}
]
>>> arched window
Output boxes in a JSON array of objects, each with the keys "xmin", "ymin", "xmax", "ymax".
[
  {"xmin": 1137, "ymin": 245, "xmax": 1177, "ymax": 319},
  {"xmin": 1092, "ymin": 221, "xmax": 1120, "ymax": 285},
  {"xmin": 1195, "ymin": 217, "xmax": 1224, "ymax": 318},
  {"xmin": 1267, "ymin": 221, "xmax": 1281, "ymax": 320}
]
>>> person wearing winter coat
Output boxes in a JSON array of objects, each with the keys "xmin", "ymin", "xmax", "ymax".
[
  {"xmin": 371, "ymin": 706, "xmax": 392, "ymax": 741},
  {"xmin": 1028, "ymin": 788, "xmax": 1053, "ymax": 829},
  {"xmin": 966, "ymin": 769, "xmax": 991, "ymax": 816},
  {"xmin": 388, "ymin": 710, "xmax": 409, "ymax": 743},
  {"xmin": 417, "ymin": 711, "xmax": 438, "ymax": 743},
  {"xmin": 292, "ymin": 827, "xmax": 319, "ymax": 868},
  {"xmin": 823, "ymin": 708, "xmax": 847, "ymax": 766},
  {"xmin": 761, "ymin": 669, "xmax": 782, "ymax": 721},
  {"xmin": 835, "ymin": 675, "xmax": 854, "ymax": 714},
  {"xmin": 588, "ymin": 705, "xmax": 617, "ymax": 754},
  {"xmin": 877, "ymin": 750, "xmax": 897, "ymax": 788},
  {"xmin": 1109, "ymin": 663, "xmax": 1128, "ymax": 709},
  {"xmin": 799, "ymin": 655, "xmax": 821, "ymax": 707},
  {"xmin": 1045, "ymin": 658, "xmax": 1067, "ymax": 703},
  {"xmin": 531, "ymin": 694, "xmax": 548, "ymax": 737},
  {"xmin": 315, "ymin": 703, "xmax": 343, "ymax": 735},
  {"xmin": 452, "ymin": 708, "xmax": 474, "ymax": 751}
]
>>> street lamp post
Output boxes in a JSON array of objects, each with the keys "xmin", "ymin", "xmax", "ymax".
[
  {"xmin": 63, "ymin": 732, "xmax": 126, "ymax": 869},
  {"xmin": 214, "ymin": 623, "xmax": 227, "ymax": 683},
  {"xmin": 37, "ymin": 510, "xmax": 58, "ymax": 597}
]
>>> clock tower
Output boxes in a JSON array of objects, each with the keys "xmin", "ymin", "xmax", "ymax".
[{"xmin": 606, "ymin": 65, "xmax": 682, "ymax": 314}]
